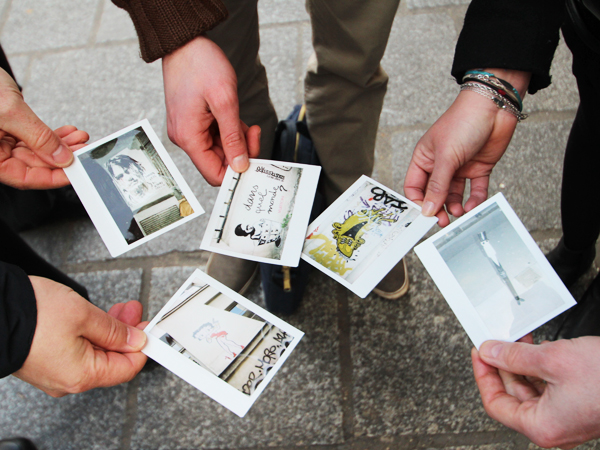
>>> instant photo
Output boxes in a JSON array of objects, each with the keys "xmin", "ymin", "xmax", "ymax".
[
  {"xmin": 64, "ymin": 120, "xmax": 203, "ymax": 257},
  {"xmin": 143, "ymin": 270, "xmax": 304, "ymax": 417},
  {"xmin": 201, "ymin": 160, "xmax": 321, "ymax": 266},
  {"xmin": 301, "ymin": 175, "xmax": 437, "ymax": 298},
  {"xmin": 415, "ymin": 193, "xmax": 575, "ymax": 348}
]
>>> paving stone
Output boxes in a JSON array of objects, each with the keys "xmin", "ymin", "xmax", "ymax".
[
  {"xmin": 529, "ymin": 440, "xmax": 600, "ymax": 450},
  {"xmin": 0, "ymin": 377, "xmax": 127, "ymax": 450},
  {"xmin": 0, "ymin": 0, "xmax": 7, "ymax": 14},
  {"xmin": 527, "ymin": 38, "xmax": 579, "ymax": 113},
  {"xmin": 380, "ymin": 13, "xmax": 458, "ymax": 127},
  {"xmin": 258, "ymin": 0, "xmax": 309, "ymax": 25},
  {"xmin": 69, "ymin": 268, "xmax": 143, "ymax": 310},
  {"xmin": 0, "ymin": 0, "xmax": 97, "ymax": 54},
  {"xmin": 133, "ymin": 268, "xmax": 343, "ymax": 449},
  {"xmin": 426, "ymin": 445, "xmax": 517, "ymax": 450},
  {"xmin": 259, "ymin": 24, "xmax": 304, "ymax": 120},
  {"xmin": 406, "ymin": 0, "xmax": 470, "ymax": 8},
  {"xmin": 352, "ymin": 252, "xmax": 502, "ymax": 436},
  {"xmin": 489, "ymin": 120, "xmax": 568, "ymax": 232},
  {"xmin": 96, "ymin": 0, "xmax": 137, "ymax": 43},
  {"xmin": 24, "ymin": 45, "xmax": 164, "ymax": 142}
]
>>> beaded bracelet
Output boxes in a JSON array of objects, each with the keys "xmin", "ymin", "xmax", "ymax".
[
  {"xmin": 460, "ymin": 82, "xmax": 529, "ymax": 122},
  {"xmin": 463, "ymin": 70, "xmax": 524, "ymax": 112}
]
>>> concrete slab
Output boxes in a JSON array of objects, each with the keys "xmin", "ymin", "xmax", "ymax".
[
  {"xmin": 69, "ymin": 268, "xmax": 143, "ymax": 309},
  {"xmin": 259, "ymin": 24, "xmax": 303, "ymax": 119},
  {"xmin": 258, "ymin": 0, "xmax": 309, "ymax": 25},
  {"xmin": 133, "ymin": 268, "xmax": 343, "ymax": 449},
  {"xmin": 351, "ymin": 252, "xmax": 501, "ymax": 436},
  {"xmin": 3, "ymin": 54, "xmax": 29, "ymax": 86},
  {"xmin": 0, "ymin": 0, "xmax": 97, "ymax": 54},
  {"xmin": 0, "ymin": 377, "xmax": 127, "ymax": 450},
  {"xmin": 527, "ymin": 39, "xmax": 579, "ymax": 113},
  {"xmin": 380, "ymin": 13, "xmax": 458, "ymax": 127},
  {"xmin": 24, "ymin": 45, "xmax": 164, "ymax": 142},
  {"xmin": 96, "ymin": 0, "xmax": 137, "ymax": 43}
]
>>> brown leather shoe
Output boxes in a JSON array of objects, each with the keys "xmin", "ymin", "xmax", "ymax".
[
  {"xmin": 372, "ymin": 259, "xmax": 409, "ymax": 300},
  {"xmin": 206, "ymin": 253, "xmax": 259, "ymax": 295}
]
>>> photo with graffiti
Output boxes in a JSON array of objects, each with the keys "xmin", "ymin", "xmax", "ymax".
[
  {"xmin": 147, "ymin": 273, "xmax": 295, "ymax": 396},
  {"xmin": 303, "ymin": 178, "xmax": 419, "ymax": 284},
  {"xmin": 78, "ymin": 126, "xmax": 194, "ymax": 244},
  {"xmin": 202, "ymin": 160, "xmax": 321, "ymax": 266}
]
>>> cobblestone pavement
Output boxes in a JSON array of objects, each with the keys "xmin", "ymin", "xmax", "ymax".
[{"xmin": 1, "ymin": 1, "xmax": 598, "ymax": 449}]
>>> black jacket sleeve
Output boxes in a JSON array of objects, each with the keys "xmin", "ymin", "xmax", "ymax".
[
  {"xmin": 0, "ymin": 262, "xmax": 37, "ymax": 378},
  {"xmin": 452, "ymin": 0, "xmax": 565, "ymax": 94}
]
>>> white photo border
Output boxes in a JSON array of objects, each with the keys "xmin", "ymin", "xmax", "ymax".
[
  {"xmin": 414, "ymin": 193, "xmax": 575, "ymax": 348},
  {"xmin": 301, "ymin": 175, "xmax": 438, "ymax": 298},
  {"xmin": 64, "ymin": 119, "xmax": 204, "ymax": 257},
  {"xmin": 200, "ymin": 159, "xmax": 321, "ymax": 267},
  {"xmin": 142, "ymin": 269, "xmax": 304, "ymax": 418}
]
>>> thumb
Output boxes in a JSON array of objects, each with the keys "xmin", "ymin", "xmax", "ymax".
[
  {"xmin": 3, "ymin": 98, "xmax": 74, "ymax": 167},
  {"xmin": 81, "ymin": 304, "xmax": 147, "ymax": 352},
  {"xmin": 479, "ymin": 340, "xmax": 550, "ymax": 380}
]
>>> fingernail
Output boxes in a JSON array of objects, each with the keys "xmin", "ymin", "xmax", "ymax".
[
  {"xmin": 231, "ymin": 154, "xmax": 249, "ymax": 172},
  {"xmin": 421, "ymin": 201, "xmax": 436, "ymax": 216},
  {"xmin": 52, "ymin": 144, "xmax": 74, "ymax": 166},
  {"xmin": 481, "ymin": 341, "xmax": 503, "ymax": 359},
  {"xmin": 127, "ymin": 327, "xmax": 147, "ymax": 350}
]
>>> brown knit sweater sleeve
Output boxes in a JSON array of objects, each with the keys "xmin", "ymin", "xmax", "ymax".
[{"xmin": 111, "ymin": 0, "xmax": 228, "ymax": 63}]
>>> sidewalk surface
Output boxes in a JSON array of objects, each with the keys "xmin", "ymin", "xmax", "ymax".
[{"xmin": 1, "ymin": 1, "xmax": 598, "ymax": 449}]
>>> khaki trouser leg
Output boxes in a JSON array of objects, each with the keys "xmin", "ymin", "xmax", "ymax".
[
  {"xmin": 206, "ymin": 0, "xmax": 277, "ymax": 159},
  {"xmin": 304, "ymin": 0, "xmax": 401, "ymax": 205}
]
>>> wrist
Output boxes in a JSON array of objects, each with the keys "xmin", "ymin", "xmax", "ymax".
[{"xmin": 481, "ymin": 68, "xmax": 531, "ymax": 99}]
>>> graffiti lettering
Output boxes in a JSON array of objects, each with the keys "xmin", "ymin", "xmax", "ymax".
[
  {"xmin": 243, "ymin": 185, "xmax": 260, "ymax": 211},
  {"xmin": 307, "ymin": 233, "xmax": 353, "ymax": 275},
  {"xmin": 267, "ymin": 185, "xmax": 287, "ymax": 215},
  {"xmin": 370, "ymin": 187, "xmax": 408, "ymax": 211}
]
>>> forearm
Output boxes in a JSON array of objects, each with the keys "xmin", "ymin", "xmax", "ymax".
[
  {"xmin": 0, "ymin": 261, "xmax": 37, "ymax": 378},
  {"xmin": 111, "ymin": 0, "xmax": 228, "ymax": 62}
]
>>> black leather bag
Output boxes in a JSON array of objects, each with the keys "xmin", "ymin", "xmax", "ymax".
[{"xmin": 260, "ymin": 105, "xmax": 324, "ymax": 314}]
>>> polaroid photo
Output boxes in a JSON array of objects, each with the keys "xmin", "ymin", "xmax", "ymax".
[
  {"xmin": 143, "ymin": 269, "xmax": 304, "ymax": 417},
  {"xmin": 201, "ymin": 159, "xmax": 321, "ymax": 267},
  {"xmin": 414, "ymin": 193, "xmax": 576, "ymax": 349},
  {"xmin": 301, "ymin": 175, "xmax": 438, "ymax": 298},
  {"xmin": 64, "ymin": 120, "xmax": 204, "ymax": 257}
]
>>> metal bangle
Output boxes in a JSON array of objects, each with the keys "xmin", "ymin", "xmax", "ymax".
[{"xmin": 460, "ymin": 82, "xmax": 528, "ymax": 122}]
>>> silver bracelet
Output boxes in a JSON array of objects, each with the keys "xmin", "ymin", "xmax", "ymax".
[{"xmin": 460, "ymin": 82, "xmax": 528, "ymax": 122}]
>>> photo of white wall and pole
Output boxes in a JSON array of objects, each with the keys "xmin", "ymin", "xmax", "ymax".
[{"xmin": 433, "ymin": 201, "xmax": 565, "ymax": 339}]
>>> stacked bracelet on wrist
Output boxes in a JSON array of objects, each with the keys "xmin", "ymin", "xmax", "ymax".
[{"xmin": 460, "ymin": 70, "xmax": 528, "ymax": 122}]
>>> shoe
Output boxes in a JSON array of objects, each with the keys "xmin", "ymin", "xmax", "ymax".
[
  {"xmin": 555, "ymin": 273, "xmax": 600, "ymax": 340},
  {"xmin": 0, "ymin": 438, "xmax": 38, "ymax": 450},
  {"xmin": 372, "ymin": 259, "xmax": 409, "ymax": 300},
  {"xmin": 546, "ymin": 237, "xmax": 596, "ymax": 288},
  {"xmin": 206, "ymin": 253, "xmax": 259, "ymax": 295}
]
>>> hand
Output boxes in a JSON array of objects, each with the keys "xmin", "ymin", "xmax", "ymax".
[
  {"xmin": 404, "ymin": 69, "xmax": 530, "ymax": 227},
  {"xmin": 472, "ymin": 337, "xmax": 600, "ymax": 449},
  {"xmin": 0, "ymin": 68, "xmax": 88, "ymax": 189},
  {"xmin": 14, "ymin": 276, "xmax": 148, "ymax": 397},
  {"xmin": 162, "ymin": 35, "xmax": 261, "ymax": 186}
]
